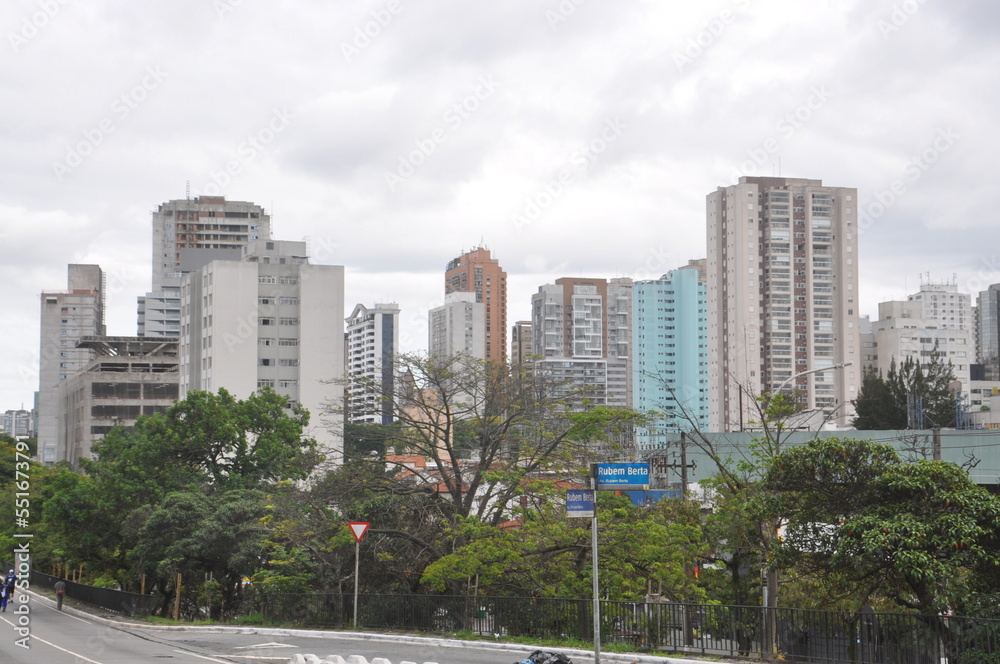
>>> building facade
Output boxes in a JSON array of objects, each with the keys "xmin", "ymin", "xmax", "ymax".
[
  {"xmin": 140, "ymin": 196, "xmax": 272, "ymax": 337},
  {"xmin": 55, "ymin": 336, "xmax": 179, "ymax": 465},
  {"xmin": 633, "ymin": 267, "xmax": 708, "ymax": 445},
  {"xmin": 444, "ymin": 247, "xmax": 507, "ymax": 363},
  {"xmin": 345, "ymin": 303, "xmax": 400, "ymax": 425},
  {"xmin": 1, "ymin": 410, "xmax": 33, "ymax": 439},
  {"xmin": 510, "ymin": 320, "xmax": 533, "ymax": 369},
  {"xmin": 429, "ymin": 292, "xmax": 485, "ymax": 360},
  {"xmin": 864, "ymin": 282, "xmax": 973, "ymax": 393},
  {"xmin": 976, "ymin": 284, "xmax": 1000, "ymax": 380},
  {"xmin": 38, "ymin": 264, "xmax": 106, "ymax": 464},
  {"xmin": 707, "ymin": 177, "xmax": 861, "ymax": 430},
  {"xmin": 531, "ymin": 277, "xmax": 632, "ymax": 409},
  {"xmin": 179, "ymin": 239, "xmax": 345, "ymax": 462}
]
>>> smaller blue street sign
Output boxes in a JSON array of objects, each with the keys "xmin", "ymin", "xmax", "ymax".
[{"xmin": 566, "ymin": 489, "xmax": 595, "ymax": 518}]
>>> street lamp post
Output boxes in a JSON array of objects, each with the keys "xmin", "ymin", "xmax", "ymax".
[
  {"xmin": 760, "ymin": 360, "xmax": 853, "ymax": 656},
  {"xmin": 772, "ymin": 360, "xmax": 854, "ymax": 399}
]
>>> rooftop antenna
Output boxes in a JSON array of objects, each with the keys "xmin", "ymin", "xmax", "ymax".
[{"xmin": 185, "ymin": 180, "xmax": 190, "ymax": 201}]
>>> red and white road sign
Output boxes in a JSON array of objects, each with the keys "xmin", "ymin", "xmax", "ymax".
[{"xmin": 348, "ymin": 522, "xmax": 370, "ymax": 542}]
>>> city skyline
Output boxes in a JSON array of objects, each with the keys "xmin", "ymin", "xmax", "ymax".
[{"xmin": 2, "ymin": 1, "xmax": 999, "ymax": 408}]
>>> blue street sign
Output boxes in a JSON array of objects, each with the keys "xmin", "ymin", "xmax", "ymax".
[
  {"xmin": 595, "ymin": 463, "xmax": 650, "ymax": 490},
  {"xmin": 566, "ymin": 489, "xmax": 595, "ymax": 518}
]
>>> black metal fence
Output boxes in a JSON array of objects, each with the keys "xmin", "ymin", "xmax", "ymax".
[
  {"xmin": 257, "ymin": 593, "xmax": 1000, "ymax": 664},
  {"xmin": 30, "ymin": 569, "xmax": 158, "ymax": 617}
]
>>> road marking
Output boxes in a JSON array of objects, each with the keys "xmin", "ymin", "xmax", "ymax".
[
  {"xmin": 234, "ymin": 642, "xmax": 298, "ymax": 649},
  {"xmin": 174, "ymin": 649, "xmax": 235, "ymax": 663},
  {"xmin": 41, "ymin": 601, "xmax": 93, "ymax": 624},
  {"xmin": 0, "ymin": 617, "xmax": 105, "ymax": 664}
]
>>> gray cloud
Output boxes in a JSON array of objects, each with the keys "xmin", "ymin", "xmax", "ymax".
[{"xmin": 1, "ymin": 0, "xmax": 999, "ymax": 407}]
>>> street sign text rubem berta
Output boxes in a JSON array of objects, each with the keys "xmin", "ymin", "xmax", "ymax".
[{"xmin": 594, "ymin": 463, "xmax": 650, "ymax": 490}]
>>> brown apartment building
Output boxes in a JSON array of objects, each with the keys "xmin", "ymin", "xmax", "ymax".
[{"xmin": 445, "ymin": 247, "xmax": 507, "ymax": 363}]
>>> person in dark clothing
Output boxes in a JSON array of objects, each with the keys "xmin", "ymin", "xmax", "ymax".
[
  {"xmin": 54, "ymin": 578, "xmax": 67, "ymax": 610},
  {"xmin": 0, "ymin": 570, "xmax": 15, "ymax": 612}
]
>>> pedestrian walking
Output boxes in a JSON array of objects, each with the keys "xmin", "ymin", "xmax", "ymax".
[
  {"xmin": 54, "ymin": 578, "xmax": 66, "ymax": 610},
  {"xmin": 0, "ymin": 569, "xmax": 15, "ymax": 612}
]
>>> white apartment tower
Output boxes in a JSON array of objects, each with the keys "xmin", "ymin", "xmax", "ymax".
[
  {"xmin": 428, "ymin": 292, "xmax": 486, "ymax": 360},
  {"xmin": 38, "ymin": 264, "xmax": 105, "ymax": 464},
  {"xmin": 707, "ymin": 177, "xmax": 861, "ymax": 430},
  {"xmin": 345, "ymin": 303, "xmax": 400, "ymax": 425},
  {"xmin": 866, "ymin": 281, "xmax": 973, "ymax": 392},
  {"xmin": 179, "ymin": 239, "xmax": 345, "ymax": 462},
  {"xmin": 531, "ymin": 277, "xmax": 632, "ymax": 409},
  {"xmin": 140, "ymin": 196, "xmax": 271, "ymax": 337}
]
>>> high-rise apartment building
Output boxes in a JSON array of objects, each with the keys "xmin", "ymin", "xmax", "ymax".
[
  {"xmin": 38, "ymin": 264, "xmax": 105, "ymax": 464},
  {"xmin": 510, "ymin": 320, "xmax": 533, "ymax": 368},
  {"xmin": 633, "ymin": 267, "xmax": 708, "ymax": 445},
  {"xmin": 531, "ymin": 277, "xmax": 632, "ymax": 408},
  {"xmin": 1, "ymin": 410, "xmax": 33, "ymax": 439},
  {"xmin": 707, "ymin": 177, "xmax": 860, "ymax": 430},
  {"xmin": 140, "ymin": 196, "xmax": 272, "ymax": 337},
  {"xmin": 179, "ymin": 239, "xmax": 345, "ymax": 462},
  {"xmin": 976, "ymin": 284, "xmax": 1000, "ymax": 380},
  {"xmin": 865, "ymin": 283, "xmax": 973, "ymax": 393},
  {"xmin": 429, "ymin": 292, "xmax": 485, "ymax": 360},
  {"xmin": 445, "ymin": 247, "xmax": 507, "ymax": 363},
  {"xmin": 345, "ymin": 303, "xmax": 400, "ymax": 425}
]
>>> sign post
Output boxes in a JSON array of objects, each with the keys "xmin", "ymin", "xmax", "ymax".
[
  {"xmin": 590, "ymin": 466, "xmax": 601, "ymax": 664},
  {"xmin": 348, "ymin": 522, "xmax": 370, "ymax": 629}
]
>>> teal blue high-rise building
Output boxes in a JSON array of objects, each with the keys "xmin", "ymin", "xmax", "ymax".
[{"xmin": 633, "ymin": 265, "xmax": 707, "ymax": 450}]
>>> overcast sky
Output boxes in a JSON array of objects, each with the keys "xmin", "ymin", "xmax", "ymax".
[{"xmin": 1, "ymin": 0, "xmax": 997, "ymax": 409}]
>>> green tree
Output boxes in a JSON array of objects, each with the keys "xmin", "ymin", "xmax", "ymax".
[
  {"xmin": 854, "ymin": 355, "xmax": 958, "ymax": 429},
  {"xmin": 327, "ymin": 354, "xmax": 641, "ymax": 593},
  {"xmin": 765, "ymin": 437, "xmax": 1000, "ymax": 615},
  {"xmin": 36, "ymin": 388, "xmax": 319, "ymax": 610},
  {"xmin": 852, "ymin": 366, "xmax": 906, "ymax": 429}
]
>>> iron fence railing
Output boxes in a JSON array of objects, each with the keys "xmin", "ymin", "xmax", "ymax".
[
  {"xmin": 256, "ymin": 593, "xmax": 1000, "ymax": 664},
  {"xmin": 29, "ymin": 569, "xmax": 158, "ymax": 617}
]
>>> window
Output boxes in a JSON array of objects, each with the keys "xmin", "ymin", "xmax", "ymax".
[
  {"xmin": 278, "ymin": 338, "xmax": 299, "ymax": 347},
  {"xmin": 279, "ymin": 358, "xmax": 299, "ymax": 367},
  {"xmin": 257, "ymin": 379, "xmax": 275, "ymax": 388},
  {"xmin": 279, "ymin": 276, "xmax": 299, "ymax": 285},
  {"xmin": 258, "ymin": 275, "xmax": 276, "ymax": 284},
  {"xmin": 279, "ymin": 317, "xmax": 299, "ymax": 326},
  {"xmin": 279, "ymin": 296, "xmax": 299, "ymax": 305},
  {"xmin": 259, "ymin": 317, "xmax": 275, "ymax": 326}
]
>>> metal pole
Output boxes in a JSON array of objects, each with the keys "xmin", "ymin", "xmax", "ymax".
[
  {"xmin": 680, "ymin": 432, "xmax": 688, "ymax": 493},
  {"xmin": 353, "ymin": 539, "xmax": 360, "ymax": 629},
  {"xmin": 591, "ymin": 464, "xmax": 601, "ymax": 664}
]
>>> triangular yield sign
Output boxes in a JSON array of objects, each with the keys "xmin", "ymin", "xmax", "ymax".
[{"xmin": 349, "ymin": 522, "xmax": 370, "ymax": 542}]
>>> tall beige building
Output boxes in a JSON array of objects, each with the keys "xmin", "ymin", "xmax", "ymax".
[
  {"xmin": 445, "ymin": 247, "xmax": 507, "ymax": 363},
  {"xmin": 38, "ymin": 264, "xmax": 105, "ymax": 464},
  {"xmin": 707, "ymin": 177, "xmax": 861, "ymax": 430},
  {"xmin": 180, "ymin": 239, "xmax": 345, "ymax": 462}
]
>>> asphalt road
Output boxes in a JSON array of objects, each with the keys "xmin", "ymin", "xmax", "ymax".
[{"xmin": 0, "ymin": 591, "xmax": 588, "ymax": 664}]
